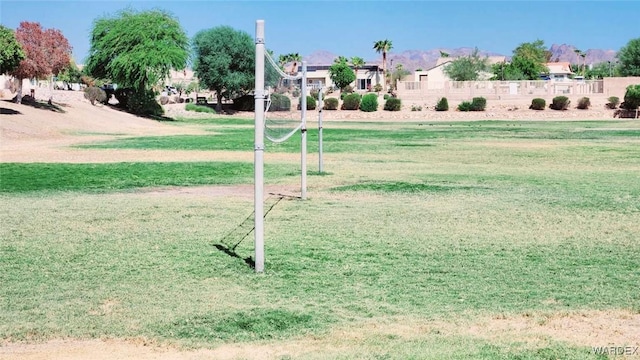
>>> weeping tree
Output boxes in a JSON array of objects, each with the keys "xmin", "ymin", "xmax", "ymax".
[
  {"xmin": 192, "ymin": 26, "xmax": 255, "ymax": 113},
  {"xmin": 85, "ymin": 9, "xmax": 189, "ymax": 115}
]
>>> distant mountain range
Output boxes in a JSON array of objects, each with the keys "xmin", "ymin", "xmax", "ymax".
[{"xmin": 304, "ymin": 44, "xmax": 618, "ymax": 72}]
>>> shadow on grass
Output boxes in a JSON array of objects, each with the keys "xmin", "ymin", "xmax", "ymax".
[
  {"xmin": 103, "ymin": 103, "xmax": 177, "ymax": 122},
  {"xmin": 213, "ymin": 244, "xmax": 255, "ymax": 269}
]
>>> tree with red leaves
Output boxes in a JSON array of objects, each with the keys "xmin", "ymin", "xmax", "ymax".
[{"xmin": 11, "ymin": 21, "xmax": 72, "ymax": 103}]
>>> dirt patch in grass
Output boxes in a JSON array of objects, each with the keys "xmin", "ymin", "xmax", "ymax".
[
  {"xmin": 2, "ymin": 310, "xmax": 637, "ymax": 359},
  {"xmin": 134, "ymin": 184, "xmax": 301, "ymax": 199},
  {"xmin": 452, "ymin": 309, "xmax": 640, "ymax": 348}
]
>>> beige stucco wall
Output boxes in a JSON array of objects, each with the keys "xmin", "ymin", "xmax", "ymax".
[{"xmin": 603, "ymin": 77, "xmax": 640, "ymax": 97}]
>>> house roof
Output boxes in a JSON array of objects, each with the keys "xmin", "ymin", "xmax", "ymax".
[{"xmin": 545, "ymin": 62, "xmax": 573, "ymax": 75}]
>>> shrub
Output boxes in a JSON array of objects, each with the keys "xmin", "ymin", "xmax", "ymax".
[
  {"xmin": 606, "ymin": 96, "xmax": 620, "ymax": 109},
  {"xmin": 270, "ymin": 93, "xmax": 291, "ymax": 111},
  {"xmin": 359, "ymin": 93, "xmax": 378, "ymax": 112},
  {"xmin": 342, "ymin": 85, "xmax": 354, "ymax": 93},
  {"xmin": 341, "ymin": 93, "xmax": 361, "ymax": 110},
  {"xmin": 83, "ymin": 86, "xmax": 107, "ymax": 105},
  {"xmin": 457, "ymin": 101, "xmax": 473, "ymax": 112},
  {"xmin": 309, "ymin": 89, "xmax": 319, "ymax": 99},
  {"xmin": 384, "ymin": 97, "xmax": 401, "ymax": 111},
  {"xmin": 297, "ymin": 95, "xmax": 316, "ymax": 110},
  {"xmin": 470, "ymin": 97, "xmax": 487, "ymax": 111},
  {"xmin": 126, "ymin": 89, "xmax": 164, "ymax": 116},
  {"xmin": 232, "ymin": 94, "xmax": 255, "ymax": 111},
  {"xmin": 323, "ymin": 97, "xmax": 339, "ymax": 110},
  {"xmin": 383, "ymin": 94, "xmax": 390, "ymax": 100},
  {"xmin": 112, "ymin": 88, "xmax": 163, "ymax": 116},
  {"xmin": 114, "ymin": 88, "xmax": 133, "ymax": 108},
  {"xmin": 373, "ymin": 83, "xmax": 383, "ymax": 92},
  {"xmin": 529, "ymin": 98, "xmax": 546, "ymax": 110},
  {"xmin": 292, "ymin": 87, "xmax": 300, "ymax": 98},
  {"xmin": 435, "ymin": 97, "xmax": 449, "ymax": 111},
  {"xmin": 550, "ymin": 96, "xmax": 570, "ymax": 110},
  {"xmin": 411, "ymin": 105, "xmax": 422, "ymax": 111},
  {"xmin": 185, "ymin": 103, "xmax": 216, "ymax": 113},
  {"xmin": 622, "ymin": 84, "xmax": 640, "ymax": 110},
  {"xmin": 577, "ymin": 97, "xmax": 591, "ymax": 110}
]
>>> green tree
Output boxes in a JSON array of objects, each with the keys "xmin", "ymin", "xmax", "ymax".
[
  {"xmin": 192, "ymin": 26, "xmax": 254, "ymax": 113},
  {"xmin": 573, "ymin": 49, "xmax": 587, "ymax": 76},
  {"xmin": 350, "ymin": 56, "xmax": 365, "ymax": 89},
  {"xmin": 56, "ymin": 59, "xmax": 83, "ymax": 89},
  {"xmin": 490, "ymin": 61, "xmax": 525, "ymax": 81},
  {"xmin": 581, "ymin": 62, "xmax": 615, "ymax": 79},
  {"xmin": 328, "ymin": 57, "xmax": 356, "ymax": 91},
  {"xmin": 334, "ymin": 55, "xmax": 348, "ymax": 64},
  {"xmin": 85, "ymin": 9, "xmax": 188, "ymax": 114},
  {"xmin": 443, "ymin": 48, "xmax": 490, "ymax": 81},
  {"xmin": 617, "ymin": 38, "xmax": 640, "ymax": 76},
  {"xmin": 0, "ymin": 25, "xmax": 25, "ymax": 75},
  {"xmin": 373, "ymin": 39, "xmax": 393, "ymax": 92},
  {"xmin": 391, "ymin": 63, "xmax": 410, "ymax": 90},
  {"xmin": 505, "ymin": 40, "xmax": 549, "ymax": 80}
]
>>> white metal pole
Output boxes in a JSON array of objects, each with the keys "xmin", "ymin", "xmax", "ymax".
[
  {"xmin": 254, "ymin": 20, "xmax": 265, "ymax": 273},
  {"xmin": 318, "ymin": 87, "xmax": 324, "ymax": 173},
  {"xmin": 300, "ymin": 61, "xmax": 307, "ymax": 200}
]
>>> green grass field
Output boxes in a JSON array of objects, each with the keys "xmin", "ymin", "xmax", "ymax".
[{"xmin": 1, "ymin": 118, "xmax": 639, "ymax": 359}]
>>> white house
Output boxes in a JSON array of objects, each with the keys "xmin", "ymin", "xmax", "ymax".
[
  {"xmin": 542, "ymin": 62, "xmax": 573, "ymax": 81},
  {"xmin": 294, "ymin": 64, "xmax": 383, "ymax": 91}
]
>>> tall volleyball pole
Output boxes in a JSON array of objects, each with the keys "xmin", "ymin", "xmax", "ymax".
[
  {"xmin": 318, "ymin": 87, "xmax": 324, "ymax": 173},
  {"xmin": 254, "ymin": 20, "xmax": 265, "ymax": 273},
  {"xmin": 300, "ymin": 61, "xmax": 307, "ymax": 200}
]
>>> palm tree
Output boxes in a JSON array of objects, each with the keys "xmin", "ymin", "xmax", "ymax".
[
  {"xmin": 373, "ymin": 39, "xmax": 393, "ymax": 92},
  {"xmin": 391, "ymin": 63, "xmax": 406, "ymax": 90},
  {"xmin": 289, "ymin": 53, "xmax": 302, "ymax": 75},
  {"xmin": 278, "ymin": 54, "xmax": 288, "ymax": 71},
  {"xmin": 573, "ymin": 49, "xmax": 585, "ymax": 76},
  {"xmin": 334, "ymin": 55, "xmax": 348, "ymax": 64},
  {"xmin": 350, "ymin": 56, "xmax": 365, "ymax": 90},
  {"xmin": 277, "ymin": 54, "xmax": 288, "ymax": 89}
]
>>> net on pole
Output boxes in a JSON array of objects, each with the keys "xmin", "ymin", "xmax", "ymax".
[{"xmin": 264, "ymin": 51, "xmax": 304, "ymax": 143}]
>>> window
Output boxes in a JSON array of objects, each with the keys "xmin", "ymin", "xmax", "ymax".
[{"xmin": 358, "ymin": 78, "xmax": 372, "ymax": 90}]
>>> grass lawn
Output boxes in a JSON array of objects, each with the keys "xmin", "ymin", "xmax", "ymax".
[{"xmin": 1, "ymin": 118, "xmax": 639, "ymax": 359}]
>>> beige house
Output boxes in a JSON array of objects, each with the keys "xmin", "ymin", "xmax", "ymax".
[
  {"xmin": 413, "ymin": 56, "xmax": 507, "ymax": 89},
  {"xmin": 302, "ymin": 64, "xmax": 383, "ymax": 91}
]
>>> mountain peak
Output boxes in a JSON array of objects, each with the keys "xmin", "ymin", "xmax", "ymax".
[{"xmin": 303, "ymin": 45, "xmax": 617, "ymax": 72}]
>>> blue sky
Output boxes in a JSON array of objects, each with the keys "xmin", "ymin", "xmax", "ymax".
[{"xmin": 1, "ymin": 0, "xmax": 638, "ymax": 65}]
